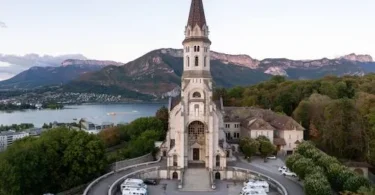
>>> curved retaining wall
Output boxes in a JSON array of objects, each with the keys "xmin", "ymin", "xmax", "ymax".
[
  {"xmin": 229, "ymin": 167, "xmax": 288, "ymax": 195},
  {"xmin": 83, "ymin": 153, "xmax": 153, "ymax": 195}
]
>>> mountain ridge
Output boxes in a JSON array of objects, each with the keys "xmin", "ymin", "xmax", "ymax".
[{"xmin": 1, "ymin": 49, "xmax": 374, "ymax": 100}]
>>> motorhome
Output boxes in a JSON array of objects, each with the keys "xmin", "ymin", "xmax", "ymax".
[
  {"xmin": 121, "ymin": 186, "xmax": 147, "ymax": 195},
  {"xmin": 120, "ymin": 178, "xmax": 147, "ymax": 191},
  {"xmin": 239, "ymin": 188, "xmax": 267, "ymax": 195},
  {"xmin": 243, "ymin": 180, "xmax": 269, "ymax": 193}
]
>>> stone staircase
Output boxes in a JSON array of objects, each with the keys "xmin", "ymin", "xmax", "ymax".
[{"xmin": 180, "ymin": 168, "xmax": 213, "ymax": 191}]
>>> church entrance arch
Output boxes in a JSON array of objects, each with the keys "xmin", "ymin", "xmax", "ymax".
[{"xmin": 188, "ymin": 121, "xmax": 206, "ymax": 167}]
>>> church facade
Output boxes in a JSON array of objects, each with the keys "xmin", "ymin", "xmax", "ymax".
[{"xmin": 160, "ymin": 0, "xmax": 304, "ymax": 180}]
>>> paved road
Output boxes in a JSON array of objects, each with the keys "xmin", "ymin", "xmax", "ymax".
[
  {"xmin": 232, "ymin": 156, "xmax": 305, "ymax": 195},
  {"xmin": 87, "ymin": 159, "xmax": 166, "ymax": 195}
]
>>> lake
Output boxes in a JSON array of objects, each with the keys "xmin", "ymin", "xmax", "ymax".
[{"xmin": 0, "ymin": 103, "xmax": 167, "ymax": 127}]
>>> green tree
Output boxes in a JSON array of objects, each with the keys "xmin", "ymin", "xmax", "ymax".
[
  {"xmin": 285, "ymin": 153, "xmax": 303, "ymax": 171},
  {"xmin": 240, "ymin": 138, "xmax": 260, "ymax": 160},
  {"xmin": 155, "ymin": 106, "xmax": 169, "ymax": 134},
  {"xmin": 0, "ymin": 128, "xmax": 107, "ymax": 195},
  {"xmin": 292, "ymin": 157, "xmax": 314, "ymax": 179},
  {"xmin": 259, "ymin": 140, "xmax": 276, "ymax": 160},
  {"xmin": 304, "ymin": 172, "xmax": 332, "ymax": 195},
  {"xmin": 342, "ymin": 175, "xmax": 371, "ymax": 193}
]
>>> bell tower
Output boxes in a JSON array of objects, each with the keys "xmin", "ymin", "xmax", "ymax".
[{"xmin": 182, "ymin": 0, "xmax": 211, "ymax": 76}]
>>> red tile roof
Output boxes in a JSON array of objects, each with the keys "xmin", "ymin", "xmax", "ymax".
[{"xmin": 187, "ymin": 0, "xmax": 207, "ymax": 28}]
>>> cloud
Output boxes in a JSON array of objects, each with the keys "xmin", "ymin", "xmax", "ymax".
[{"xmin": 0, "ymin": 21, "xmax": 7, "ymax": 28}]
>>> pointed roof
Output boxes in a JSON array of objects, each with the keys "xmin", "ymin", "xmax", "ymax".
[{"xmin": 187, "ymin": 0, "xmax": 207, "ymax": 29}]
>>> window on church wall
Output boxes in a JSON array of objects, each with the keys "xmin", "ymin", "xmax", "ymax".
[
  {"xmin": 173, "ymin": 155, "xmax": 178, "ymax": 166},
  {"xmin": 204, "ymin": 56, "xmax": 207, "ymax": 67},
  {"xmin": 225, "ymin": 124, "xmax": 230, "ymax": 128},
  {"xmin": 195, "ymin": 56, "xmax": 199, "ymax": 66},
  {"xmin": 194, "ymin": 46, "xmax": 196, "ymax": 52},
  {"xmin": 186, "ymin": 56, "xmax": 190, "ymax": 67},
  {"xmin": 170, "ymin": 139, "xmax": 175, "ymax": 148},
  {"xmin": 216, "ymin": 155, "xmax": 220, "ymax": 167},
  {"xmin": 197, "ymin": 46, "xmax": 200, "ymax": 52},
  {"xmin": 188, "ymin": 121, "xmax": 205, "ymax": 145},
  {"xmin": 192, "ymin": 92, "xmax": 201, "ymax": 98}
]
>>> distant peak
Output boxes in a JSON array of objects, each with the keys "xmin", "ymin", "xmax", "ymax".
[{"xmin": 339, "ymin": 53, "xmax": 373, "ymax": 63}]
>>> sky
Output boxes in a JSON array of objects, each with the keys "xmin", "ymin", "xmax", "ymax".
[{"xmin": 0, "ymin": 0, "xmax": 374, "ymax": 63}]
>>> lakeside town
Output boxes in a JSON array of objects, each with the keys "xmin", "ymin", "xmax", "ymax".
[
  {"xmin": 0, "ymin": 119, "xmax": 117, "ymax": 152},
  {"xmin": 0, "ymin": 91, "xmax": 127, "ymax": 108}
]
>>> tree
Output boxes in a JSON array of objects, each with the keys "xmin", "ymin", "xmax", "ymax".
[
  {"xmin": 259, "ymin": 140, "xmax": 276, "ymax": 160},
  {"xmin": 98, "ymin": 127, "xmax": 121, "ymax": 147},
  {"xmin": 357, "ymin": 186, "xmax": 375, "ymax": 195},
  {"xmin": 304, "ymin": 172, "xmax": 332, "ymax": 195},
  {"xmin": 342, "ymin": 175, "xmax": 371, "ymax": 193},
  {"xmin": 155, "ymin": 106, "xmax": 169, "ymax": 133},
  {"xmin": 0, "ymin": 128, "xmax": 108, "ymax": 195},
  {"xmin": 240, "ymin": 138, "xmax": 260, "ymax": 160},
  {"xmin": 292, "ymin": 157, "xmax": 314, "ymax": 179},
  {"xmin": 285, "ymin": 153, "xmax": 303, "ymax": 171}
]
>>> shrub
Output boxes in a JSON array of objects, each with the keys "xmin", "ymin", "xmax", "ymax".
[
  {"xmin": 304, "ymin": 172, "xmax": 332, "ymax": 195},
  {"xmin": 342, "ymin": 175, "xmax": 371, "ymax": 193}
]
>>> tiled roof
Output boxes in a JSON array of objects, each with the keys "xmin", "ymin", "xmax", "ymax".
[
  {"xmin": 187, "ymin": 0, "xmax": 207, "ymax": 29},
  {"xmin": 223, "ymin": 107, "xmax": 304, "ymax": 131},
  {"xmin": 273, "ymin": 138, "xmax": 287, "ymax": 146},
  {"xmin": 169, "ymin": 96, "xmax": 181, "ymax": 111},
  {"xmin": 243, "ymin": 117, "xmax": 275, "ymax": 130}
]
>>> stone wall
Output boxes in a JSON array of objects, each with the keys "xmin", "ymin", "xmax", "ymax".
[{"xmin": 109, "ymin": 153, "xmax": 153, "ymax": 171}]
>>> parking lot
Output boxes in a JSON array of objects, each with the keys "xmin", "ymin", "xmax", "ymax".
[{"xmin": 146, "ymin": 180, "xmax": 281, "ymax": 195}]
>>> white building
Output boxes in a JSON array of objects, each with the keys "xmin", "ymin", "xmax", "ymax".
[
  {"xmin": 0, "ymin": 131, "xmax": 29, "ymax": 151},
  {"xmin": 160, "ymin": 0, "xmax": 304, "ymax": 181}
]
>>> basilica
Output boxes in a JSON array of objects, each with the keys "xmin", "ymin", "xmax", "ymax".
[{"xmin": 159, "ymin": 0, "xmax": 304, "ymax": 181}]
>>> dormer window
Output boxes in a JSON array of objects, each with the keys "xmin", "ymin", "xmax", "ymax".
[{"xmin": 193, "ymin": 92, "xmax": 201, "ymax": 98}]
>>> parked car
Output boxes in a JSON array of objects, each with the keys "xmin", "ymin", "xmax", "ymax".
[
  {"xmin": 266, "ymin": 155, "xmax": 276, "ymax": 160},
  {"xmin": 278, "ymin": 166, "xmax": 287, "ymax": 172},
  {"xmin": 143, "ymin": 179, "xmax": 158, "ymax": 185},
  {"xmin": 281, "ymin": 170, "xmax": 297, "ymax": 177}
]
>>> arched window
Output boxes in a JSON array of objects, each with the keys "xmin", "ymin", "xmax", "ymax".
[
  {"xmin": 193, "ymin": 92, "xmax": 201, "ymax": 98},
  {"xmin": 216, "ymin": 155, "xmax": 220, "ymax": 167},
  {"xmin": 197, "ymin": 46, "xmax": 200, "ymax": 52},
  {"xmin": 186, "ymin": 56, "xmax": 190, "ymax": 67},
  {"xmin": 173, "ymin": 155, "xmax": 178, "ymax": 166},
  {"xmin": 204, "ymin": 56, "xmax": 207, "ymax": 67},
  {"xmin": 194, "ymin": 46, "xmax": 196, "ymax": 52},
  {"xmin": 195, "ymin": 56, "xmax": 199, "ymax": 66}
]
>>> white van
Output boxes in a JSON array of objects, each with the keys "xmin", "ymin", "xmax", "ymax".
[
  {"xmin": 121, "ymin": 178, "xmax": 147, "ymax": 191},
  {"xmin": 122, "ymin": 186, "xmax": 147, "ymax": 195},
  {"xmin": 243, "ymin": 181, "xmax": 269, "ymax": 193},
  {"xmin": 239, "ymin": 188, "xmax": 267, "ymax": 195}
]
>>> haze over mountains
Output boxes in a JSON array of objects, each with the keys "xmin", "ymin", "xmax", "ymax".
[{"xmin": 0, "ymin": 49, "xmax": 374, "ymax": 99}]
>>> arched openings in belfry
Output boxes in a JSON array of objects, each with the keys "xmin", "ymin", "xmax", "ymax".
[
  {"xmin": 192, "ymin": 92, "xmax": 201, "ymax": 98},
  {"xmin": 195, "ymin": 56, "xmax": 199, "ymax": 66}
]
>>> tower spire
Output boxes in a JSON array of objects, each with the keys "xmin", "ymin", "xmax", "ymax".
[{"xmin": 187, "ymin": 0, "xmax": 207, "ymax": 29}]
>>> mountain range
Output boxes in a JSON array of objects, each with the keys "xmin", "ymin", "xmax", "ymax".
[{"xmin": 0, "ymin": 49, "xmax": 374, "ymax": 100}]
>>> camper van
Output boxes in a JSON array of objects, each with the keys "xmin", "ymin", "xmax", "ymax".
[
  {"xmin": 122, "ymin": 186, "xmax": 147, "ymax": 195},
  {"xmin": 120, "ymin": 178, "xmax": 147, "ymax": 191},
  {"xmin": 243, "ymin": 180, "xmax": 269, "ymax": 193},
  {"xmin": 239, "ymin": 188, "xmax": 267, "ymax": 195}
]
